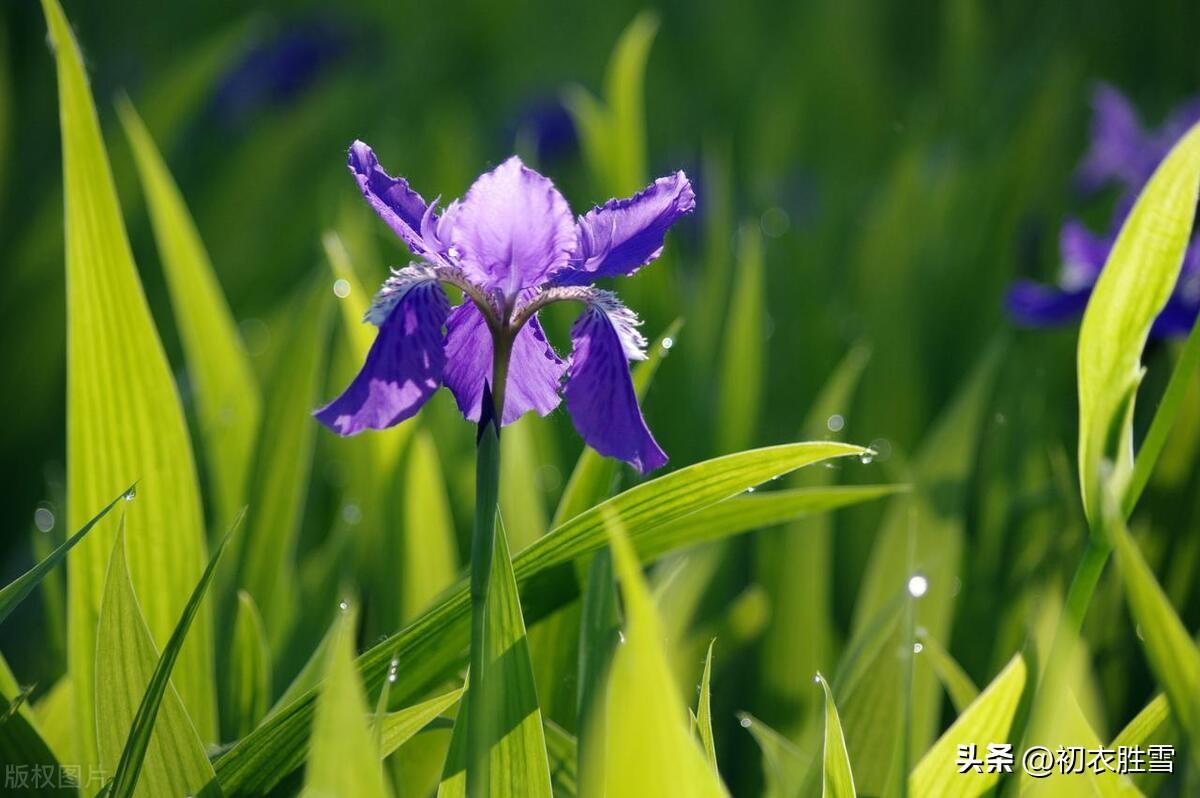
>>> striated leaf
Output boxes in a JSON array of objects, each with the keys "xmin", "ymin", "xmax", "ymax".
[
  {"xmin": 739, "ymin": 712, "xmax": 813, "ymax": 798},
  {"xmin": 302, "ymin": 606, "xmax": 389, "ymax": 798},
  {"xmin": 914, "ymin": 630, "xmax": 979, "ymax": 714},
  {"xmin": 214, "ymin": 442, "xmax": 867, "ymax": 796},
  {"xmin": 1077, "ymin": 122, "xmax": 1200, "ymax": 521},
  {"xmin": 438, "ymin": 521, "xmax": 552, "ymax": 797},
  {"xmin": 816, "ymin": 673, "xmax": 856, "ymax": 798},
  {"xmin": 95, "ymin": 524, "xmax": 219, "ymax": 798},
  {"xmin": 376, "ymin": 688, "xmax": 464, "ymax": 759},
  {"xmin": 697, "ymin": 640, "xmax": 719, "ymax": 774},
  {"xmin": 909, "ymin": 654, "xmax": 1027, "ymax": 798},
  {"xmin": 117, "ymin": 98, "xmax": 260, "ymax": 532},
  {"xmin": 590, "ymin": 509, "xmax": 726, "ymax": 797},
  {"xmin": 223, "ymin": 591, "xmax": 270, "ymax": 742},
  {"xmin": 0, "ymin": 688, "xmax": 68, "ymax": 798},
  {"xmin": 717, "ymin": 224, "xmax": 766, "ymax": 454},
  {"xmin": 399, "ymin": 430, "xmax": 460, "ymax": 622},
  {"xmin": 40, "ymin": 0, "xmax": 217, "ymax": 766}
]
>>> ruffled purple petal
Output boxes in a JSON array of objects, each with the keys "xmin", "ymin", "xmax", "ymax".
[
  {"xmin": 563, "ymin": 297, "xmax": 666, "ymax": 474},
  {"xmin": 1075, "ymin": 83, "xmax": 1148, "ymax": 194},
  {"xmin": 440, "ymin": 156, "xmax": 575, "ymax": 298},
  {"xmin": 315, "ymin": 280, "xmax": 449, "ymax": 434},
  {"xmin": 348, "ymin": 140, "xmax": 437, "ymax": 255},
  {"xmin": 442, "ymin": 302, "xmax": 565, "ymax": 426},
  {"xmin": 554, "ymin": 171, "xmax": 696, "ymax": 287},
  {"xmin": 1005, "ymin": 280, "xmax": 1091, "ymax": 328}
]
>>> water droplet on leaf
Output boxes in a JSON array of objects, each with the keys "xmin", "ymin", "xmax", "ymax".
[
  {"xmin": 333, "ymin": 278, "xmax": 351, "ymax": 298},
  {"xmin": 826, "ymin": 414, "xmax": 845, "ymax": 432},
  {"xmin": 123, "ymin": 486, "xmax": 137, "ymax": 502},
  {"xmin": 907, "ymin": 574, "xmax": 928, "ymax": 597}
]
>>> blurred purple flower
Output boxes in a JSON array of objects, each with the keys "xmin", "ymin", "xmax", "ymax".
[
  {"xmin": 1007, "ymin": 83, "xmax": 1200, "ymax": 337},
  {"xmin": 211, "ymin": 21, "xmax": 348, "ymax": 125},
  {"xmin": 315, "ymin": 142, "xmax": 695, "ymax": 473},
  {"xmin": 508, "ymin": 98, "xmax": 578, "ymax": 164}
]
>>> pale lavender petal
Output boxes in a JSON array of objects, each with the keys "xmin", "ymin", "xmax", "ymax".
[
  {"xmin": 443, "ymin": 302, "xmax": 564, "ymax": 425},
  {"xmin": 314, "ymin": 280, "xmax": 448, "ymax": 434},
  {"xmin": 440, "ymin": 156, "xmax": 575, "ymax": 297},
  {"xmin": 1075, "ymin": 83, "xmax": 1148, "ymax": 193},
  {"xmin": 555, "ymin": 171, "xmax": 696, "ymax": 286},
  {"xmin": 563, "ymin": 295, "xmax": 666, "ymax": 474},
  {"xmin": 348, "ymin": 140, "xmax": 437, "ymax": 255}
]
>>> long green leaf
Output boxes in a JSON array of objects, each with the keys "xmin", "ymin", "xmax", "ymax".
[
  {"xmin": 589, "ymin": 509, "xmax": 726, "ymax": 797},
  {"xmin": 0, "ymin": 688, "xmax": 68, "ymax": 798},
  {"xmin": 1110, "ymin": 514, "xmax": 1200, "ymax": 760},
  {"xmin": 1077, "ymin": 122, "xmax": 1200, "ymax": 522},
  {"xmin": 377, "ymin": 688, "xmax": 464, "ymax": 759},
  {"xmin": 117, "ymin": 97, "xmax": 261, "ymax": 531},
  {"xmin": 95, "ymin": 522, "xmax": 224, "ymax": 798},
  {"xmin": 717, "ymin": 224, "xmax": 765, "ymax": 453},
  {"xmin": 302, "ymin": 606, "xmax": 390, "ymax": 798},
  {"xmin": 222, "ymin": 591, "xmax": 270, "ymax": 742},
  {"xmin": 915, "ymin": 631, "xmax": 979, "ymax": 714},
  {"xmin": 909, "ymin": 654, "xmax": 1027, "ymax": 798},
  {"xmin": 214, "ymin": 442, "xmax": 866, "ymax": 796},
  {"xmin": 816, "ymin": 673, "xmax": 856, "ymax": 798},
  {"xmin": 697, "ymin": 640, "xmax": 719, "ymax": 774},
  {"xmin": 739, "ymin": 712, "xmax": 813, "ymax": 798},
  {"xmin": 399, "ymin": 430, "xmax": 460, "ymax": 622},
  {"xmin": 234, "ymin": 277, "xmax": 333, "ymax": 648},
  {"xmin": 438, "ymin": 521, "xmax": 552, "ymax": 797},
  {"xmin": 41, "ymin": 0, "xmax": 217, "ymax": 766},
  {"xmin": 0, "ymin": 486, "xmax": 130, "ymax": 627}
]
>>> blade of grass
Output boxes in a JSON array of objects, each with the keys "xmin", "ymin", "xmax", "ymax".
[
  {"xmin": 816, "ymin": 673, "xmax": 856, "ymax": 798},
  {"xmin": 222, "ymin": 591, "xmax": 270, "ymax": 742},
  {"xmin": 116, "ymin": 97, "xmax": 261, "ymax": 532},
  {"xmin": 40, "ymin": 0, "xmax": 218, "ymax": 761},
  {"xmin": 739, "ymin": 712, "xmax": 813, "ymax": 798},
  {"xmin": 697, "ymin": 640, "xmax": 719, "ymax": 775},
  {"xmin": 717, "ymin": 224, "xmax": 765, "ymax": 454},
  {"xmin": 0, "ymin": 485, "xmax": 132, "ymax": 627}
]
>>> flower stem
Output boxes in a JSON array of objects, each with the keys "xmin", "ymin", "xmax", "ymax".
[{"xmin": 466, "ymin": 338, "xmax": 511, "ymax": 798}]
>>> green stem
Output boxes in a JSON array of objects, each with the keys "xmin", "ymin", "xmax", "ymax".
[{"xmin": 466, "ymin": 337, "xmax": 511, "ymax": 798}]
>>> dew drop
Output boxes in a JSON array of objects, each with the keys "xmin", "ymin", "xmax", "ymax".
[
  {"xmin": 333, "ymin": 278, "xmax": 351, "ymax": 298},
  {"xmin": 739, "ymin": 716, "xmax": 752, "ymax": 728},
  {"xmin": 1135, "ymin": 624, "xmax": 1144, "ymax": 641},
  {"xmin": 617, "ymin": 630, "xmax": 626, "ymax": 644},
  {"xmin": 813, "ymin": 674, "xmax": 821, "ymax": 684},
  {"xmin": 907, "ymin": 574, "xmax": 928, "ymax": 598},
  {"xmin": 826, "ymin": 414, "xmax": 845, "ymax": 432},
  {"xmin": 859, "ymin": 453, "xmax": 874, "ymax": 465},
  {"xmin": 746, "ymin": 486, "xmax": 756, "ymax": 494},
  {"xmin": 387, "ymin": 656, "xmax": 400, "ymax": 682},
  {"xmin": 661, "ymin": 336, "xmax": 674, "ymax": 351},
  {"xmin": 912, "ymin": 642, "xmax": 924, "ymax": 654},
  {"xmin": 341, "ymin": 503, "xmax": 362, "ymax": 525},
  {"xmin": 123, "ymin": 485, "xmax": 137, "ymax": 502},
  {"xmin": 34, "ymin": 506, "xmax": 55, "ymax": 533},
  {"xmin": 338, "ymin": 600, "xmax": 349, "ymax": 612}
]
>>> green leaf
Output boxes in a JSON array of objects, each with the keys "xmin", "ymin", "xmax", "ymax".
[
  {"xmin": 32, "ymin": 677, "xmax": 76, "ymax": 768},
  {"xmin": 0, "ymin": 486, "xmax": 130, "ymax": 628},
  {"xmin": 438, "ymin": 521, "xmax": 552, "ymax": 797},
  {"xmin": 1077, "ymin": 122, "xmax": 1200, "ymax": 522},
  {"xmin": 588, "ymin": 509, "xmax": 726, "ymax": 797},
  {"xmin": 697, "ymin": 640, "xmax": 719, "ymax": 774},
  {"xmin": 909, "ymin": 654, "xmax": 1027, "ymax": 798},
  {"xmin": 500, "ymin": 417, "xmax": 550, "ymax": 551},
  {"xmin": 1111, "ymin": 693, "xmax": 1177, "ymax": 795},
  {"xmin": 302, "ymin": 605, "xmax": 390, "ymax": 798},
  {"xmin": 1110, "ymin": 515, "xmax": 1200, "ymax": 760},
  {"xmin": 816, "ymin": 673, "xmax": 856, "ymax": 798},
  {"xmin": 0, "ymin": 688, "xmax": 69, "ymax": 798},
  {"xmin": 914, "ymin": 631, "xmax": 979, "ymax": 714},
  {"xmin": 544, "ymin": 720, "xmax": 580, "ymax": 798},
  {"xmin": 398, "ymin": 430, "xmax": 460, "ymax": 622},
  {"xmin": 845, "ymin": 344, "xmax": 1001, "ymax": 793},
  {"xmin": 40, "ymin": 0, "xmax": 218, "ymax": 762},
  {"xmin": 603, "ymin": 10, "xmax": 656, "ymax": 195},
  {"xmin": 95, "ymin": 522, "xmax": 223, "ymax": 798},
  {"xmin": 717, "ymin": 224, "xmax": 766, "ymax": 453},
  {"xmin": 233, "ymin": 277, "xmax": 333, "ymax": 648},
  {"xmin": 738, "ymin": 712, "xmax": 813, "ymax": 798},
  {"xmin": 214, "ymin": 442, "xmax": 866, "ymax": 796},
  {"xmin": 575, "ymin": 548, "xmax": 619, "ymax": 794},
  {"xmin": 116, "ymin": 97, "xmax": 261, "ymax": 531},
  {"xmin": 222, "ymin": 591, "xmax": 270, "ymax": 742},
  {"xmin": 377, "ymin": 688, "xmax": 464, "ymax": 759}
]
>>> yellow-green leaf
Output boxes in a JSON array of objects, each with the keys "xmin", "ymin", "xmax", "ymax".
[
  {"xmin": 438, "ymin": 521, "xmax": 552, "ymax": 797},
  {"xmin": 95, "ymin": 525, "xmax": 217, "ymax": 798},
  {"xmin": 717, "ymin": 223, "xmax": 765, "ymax": 453},
  {"xmin": 816, "ymin": 673, "xmax": 856, "ymax": 798},
  {"xmin": 223, "ymin": 590, "xmax": 270, "ymax": 741},
  {"xmin": 117, "ymin": 97, "xmax": 261, "ymax": 531},
  {"xmin": 1077, "ymin": 122, "xmax": 1200, "ymax": 522},
  {"xmin": 302, "ymin": 605, "xmax": 390, "ymax": 798},
  {"xmin": 697, "ymin": 640, "xmax": 719, "ymax": 774},
  {"xmin": 399, "ymin": 430, "xmax": 459, "ymax": 622},
  {"xmin": 40, "ymin": 0, "xmax": 216, "ymax": 772}
]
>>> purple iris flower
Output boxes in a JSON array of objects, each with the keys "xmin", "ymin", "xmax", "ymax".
[
  {"xmin": 1007, "ymin": 83, "xmax": 1200, "ymax": 337},
  {"xmin": 314, "ymin": 142, "xmax": 695, "ymax": 473}
]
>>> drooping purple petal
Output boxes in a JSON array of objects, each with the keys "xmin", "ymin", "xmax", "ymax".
[
  {"xmin": 1005, "ymin": 280, "xmax": 1091, "ymax": 328},
  {"xmin": 554, "ymin": 171, "xmax": 696, "ymax": 287},
  {"xmin": 1152, "ymin": 295, "xmax": 1199, "ymax": 338},
  {"xmin": 563, "ymin": 295, "xmax": 666, "ymax": 474},
  {"xmin": 315, "ymin": 280, "xmax": 449, "ymax": 434},
  {"xmin": 442, "ymin": 302, "xmax": 565, "ymax": 426},
  {"xmin": 348, "ymin": 140, "xmax": 439, "ymax": 256},
  {"xmin": 440, "ymin": 156, "xmax": 575, "ymax": 298},
  {"xmin": 1075, "ymin": 83, "xmax": 1148, "ymax": 194}
]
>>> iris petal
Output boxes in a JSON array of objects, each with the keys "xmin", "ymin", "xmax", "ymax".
[
  {"xmin": 443, "ymin": 302, "xmax": 565, "ymax": 425},
  {"xmin": 347, "ymin": 140, "xmax": 437, "ymax": 255},
  {"xmin": 314, "ymin": 281, "xmax": 448, "ymax": 434},
  {"xmin": 440, "ymin": 156, "xmax": 575, "ymax": 297},
  {"xmin": 1005, "ymin": 280, "xmax": 1091, "ymax": 328},
  {"xmin": 563, "ymin": 297, "xmax": 666, "ymax": 474},
  {"xmin": 555, "ymin": 171, "xmax": 696, "ymax": 287}
]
